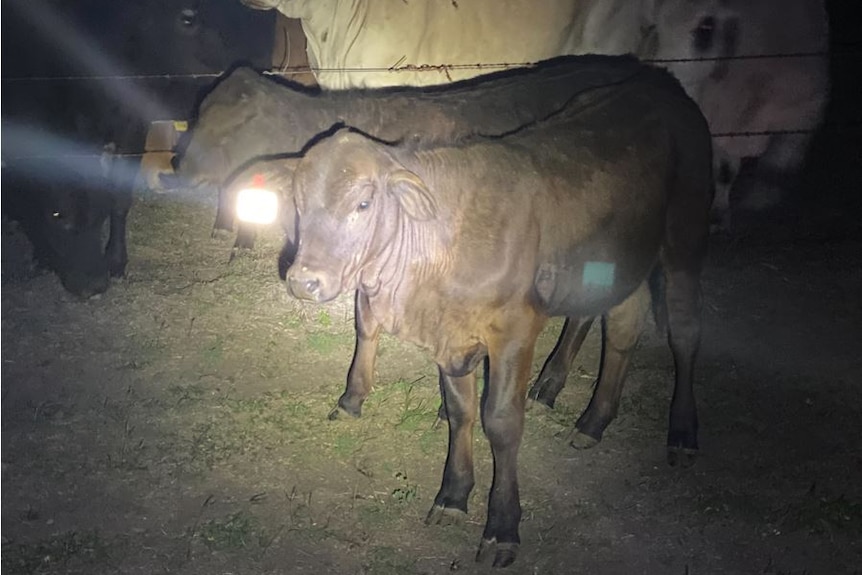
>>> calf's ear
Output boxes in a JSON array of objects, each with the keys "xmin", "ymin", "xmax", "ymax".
[{"xmin": 387, "ymin": 169, "xmax": 437, "ymax": 221}]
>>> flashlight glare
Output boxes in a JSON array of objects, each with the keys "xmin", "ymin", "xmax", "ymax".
[{"xmin": 236, "ymin": 188, "xmax": 279, "ymax": 224}]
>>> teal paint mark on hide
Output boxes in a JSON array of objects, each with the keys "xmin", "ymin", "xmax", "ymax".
[{"xmin": 582, "ymin": 261, "xmax": 615, "ymax": 288}]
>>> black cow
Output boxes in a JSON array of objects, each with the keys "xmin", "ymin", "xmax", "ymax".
[
  {"xmin": 284, "ymin": 61, "xmax": 713, "ymax": 566},
  {"xmin": 1, "ymin": 0, "xmax": 274, "ymax": 297}
]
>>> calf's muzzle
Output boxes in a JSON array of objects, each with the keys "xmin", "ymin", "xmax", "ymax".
[{"xmin": 286, "ymin": 267, "xmax": 324, "ymax": 302}]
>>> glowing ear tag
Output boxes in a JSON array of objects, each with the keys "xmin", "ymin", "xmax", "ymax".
[{"xmin": 236, "ymin": 174, "xmax": 279, "ymax": 224}]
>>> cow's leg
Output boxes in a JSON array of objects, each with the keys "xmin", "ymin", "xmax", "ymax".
[
  {"xmin": 528, "ymin": 316, "xmax": 594, "ymax": 408},
  {"xmin": 572, "ymin": 281, "xmax": 651, "ymax": 449},
  {"xmin": 329, "ymin": 291, "xmax": 380, "ymax": 419},
  {"xmin": 426, "ymin": 369, "xmax": 477, "ymax": 524},
  {"xmin": 435, "ymin": 356, "xmax": 488, "ymax": 427},
  {"xmin": 213, "ymin": 185, "xmax": 235, "ymax": 235},
  {"xmin": 105, "ymin": 201, "xmax": 129, "ymax": 277},
  {"xmin": 104, "ymin": 158, "xmax": 133, "ymax": 278},
  {"xmin": 476, "ymin": 313, "xmax": 544, "ymax": 568},
  {"xmin": 232, "ymin": 223, "xmax": 257, "ymax": 251},
  {"xmin": 663, "ymin": 268, "xmax": 702, "ymax": 467},
  {"xmin": 711, "ymin": 151, "xmax": 741, "ymax": 233}
]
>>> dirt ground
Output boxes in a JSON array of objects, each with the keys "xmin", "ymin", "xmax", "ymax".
[{"xmin": 2, "ymin": 160, "xmax": 861, "ymax": 575}]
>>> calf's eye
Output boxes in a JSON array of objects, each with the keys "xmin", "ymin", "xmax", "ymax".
[{"xmin": 357, "ymin": 200, "xmax": 371, "ymax": 211}]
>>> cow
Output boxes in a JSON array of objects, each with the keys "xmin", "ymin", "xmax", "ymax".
[
  {"xmin": 282, "ymin": 61, "xmax": 713, "ymax": 566},
  {"xmin": 174, "ymin": 56, "xmax": 648, "ymax": 241},
  {"xmin": 1, "ymin": 155, "xmax": 120, "ymax": 298},
  {"xmin": 641, "ymin": 0, "xmax": 830, "ymax": 228},
  {"xmin": 239, "ymin": 0, "xmax": 828, "ymax": 228},
  {"xmin": 1, "ymin": 0, "xmax": 274, "ymax": 296}
]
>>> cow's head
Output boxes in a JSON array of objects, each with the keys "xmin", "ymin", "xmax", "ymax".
[
  {"xmin": 286, "ymin": 128, "xmax": 436, "ymax": 303},
  {"xmin": 643, "ymin": 0, "xmax": 741, "ymax": 96},
  {"xmin": 28, "ymin": 168, "xmax": 113, "ymax": 299}
]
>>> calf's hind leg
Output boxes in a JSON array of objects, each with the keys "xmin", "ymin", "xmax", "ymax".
[
  {"xmin": 528, "ymin": 316, "xmax": 594, "ymax": 408},
  {"xmin": 663, "ymin": 268, "xmax": 701, "ymax": 467},
  {"xmin": 572, "ymin": 281, "xmax": 651, "ymax": 450}
]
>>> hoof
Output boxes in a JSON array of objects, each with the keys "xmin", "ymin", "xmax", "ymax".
[
  {"xmin": 425, "ymin": 504, "xmax": 466, "ymax": 526},
  {"xmin": 569, "ymin": 431, "xmax": 600, "ymax": 450},
  {"xmin": 327, "ymin": 404, "xmax": 360, "ymax": 421},
  {"xmin": 476, "ymin": 539, "xmax": 519, "ymax": 568},
  {"xmin": 527, "ymin": 383, "xmax": 558, "ymax": 409},
  {"xmin": 667, "ymin": 446, "xmax": 698, "ymax": 468},
  {"xmin": 108, "ymin": 263, "xmax": 127, "ymax": 279}
]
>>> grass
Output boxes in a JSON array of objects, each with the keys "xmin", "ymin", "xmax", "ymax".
[
  {"xmin": 2, "ymin": 530, "xmax": 119, "ymax": 575},
  {"xmin": 193, "ymin": 511, "xmax": 265, "ymax": 551},
  {"xmin": 363, "ymin": 546, "xmax": 418, "ymax": 575},
  {"xmin": 782, "ymin": 490, "xmax": 862, "ymax": 535}
]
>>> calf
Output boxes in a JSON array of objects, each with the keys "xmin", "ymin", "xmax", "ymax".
[{"xmin": 284, "ymin": 63, "xmax": 713, "ymax": 566}]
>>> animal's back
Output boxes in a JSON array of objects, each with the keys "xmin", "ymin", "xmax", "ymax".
[
  {"xmin": 180, "ymin": 55, "xmax": 648, "ymax": 184},
  {"xmin": 414, "ymin": 65, "xmax": 711, "ymax": 315}
]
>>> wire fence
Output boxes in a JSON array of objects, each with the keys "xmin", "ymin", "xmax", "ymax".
[
  {"xmin": 3, "ymin": 49, "xmax": 860, "ymax": 162},
  {"xmin": 4, "ymin": 49, "xmax": 858, "ymax": 83}
]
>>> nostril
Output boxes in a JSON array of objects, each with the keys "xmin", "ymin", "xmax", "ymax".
[{"xmin": 287, "ymin": 273, "xmax": 321, "ymax": 300}]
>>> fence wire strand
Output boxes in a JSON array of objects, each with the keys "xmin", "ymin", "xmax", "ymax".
[
  {"xmin": 2, "ymin": 49, "xmax": 859, "ymax": 161},
  {"xmin": 3, "ymin": 49, "xmax": 859, "ymax": 83}
]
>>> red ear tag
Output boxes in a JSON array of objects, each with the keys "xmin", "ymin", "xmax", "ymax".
[{"xmin": 251, "ymin": 174, "xmax": 266, "ymax": 187}]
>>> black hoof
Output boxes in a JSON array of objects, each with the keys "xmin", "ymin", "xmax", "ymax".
[
  {"xmin": 569, "ymin": 430, "xmax": 600, "ymax": 450},
  {"xmin": 425, "ymin": 504, "xmax": 466, "ymax": 526},
  {"xmin": 328, "ymin": 401, "xmax": 362, "ymax": 420},
  {"xmin": 108, "ymin": 262, "xmax": 127, "ymax": 278},
  {"xmin": 476, "ymin": 539, "xmax": 519, "ymax": 568},
  {"xmin": 527, "ymin": 375, "xmax": 564, "ymax": 409}
]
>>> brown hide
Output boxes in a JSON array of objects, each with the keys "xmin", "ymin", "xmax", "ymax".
[
  {"xmin": 180, "ymin": 55, "xmax": 647, "ymax": 192},
  {"xmin": 286, "ymin": 63, "xmax": 713, "ymax": 566}
]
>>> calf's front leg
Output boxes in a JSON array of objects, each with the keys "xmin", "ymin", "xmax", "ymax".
[
  {"xmin": 426, "ymin": 369, "xmax": 478, "ymax": 523},
  {"xmin": 329, "ymin": 291, "xmax": 381, "ymax": 419}
]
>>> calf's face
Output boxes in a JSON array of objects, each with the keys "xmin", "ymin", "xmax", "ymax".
[
  {"xmin": 286, "ymin": 131, "xmax": 436, "ymax": 303},
  {"xmin": 646, "ymin": 0, "xmax": 740, "ymax": 95}
]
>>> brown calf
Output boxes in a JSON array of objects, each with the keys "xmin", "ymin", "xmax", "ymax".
[{"xmin": 283, "ymin": 63, "xmax": 712, "ymax": 567}]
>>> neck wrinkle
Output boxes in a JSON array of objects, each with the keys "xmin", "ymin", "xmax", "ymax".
[{"xmin": 363, "ymin": 207, "xmax": 451, "ymax": 331}]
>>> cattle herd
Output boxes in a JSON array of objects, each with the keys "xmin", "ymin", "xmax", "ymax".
[{"xmin": 1, "ymin": 0, "xmax": 833, "ymax": 568}]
